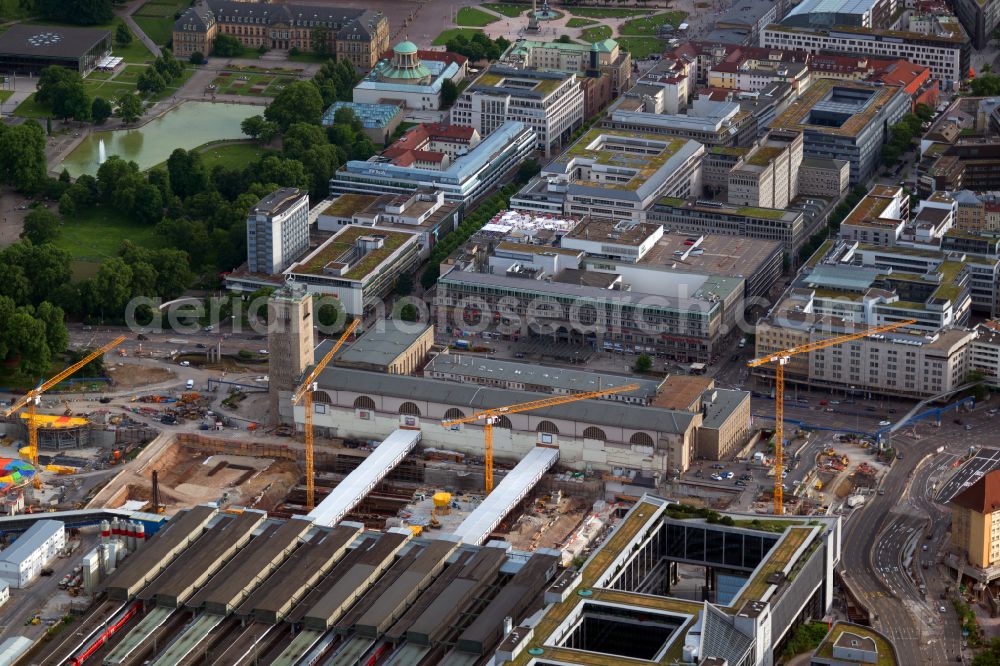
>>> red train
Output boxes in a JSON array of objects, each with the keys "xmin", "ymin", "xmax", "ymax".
[{"xmin": 66, "ymin": 602, "xmax": 141, "ymax": 666}]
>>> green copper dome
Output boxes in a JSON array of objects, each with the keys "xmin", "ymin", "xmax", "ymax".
[{"xmin": 394, "ymin": 40, "xmax": 418, "ymax": 54}]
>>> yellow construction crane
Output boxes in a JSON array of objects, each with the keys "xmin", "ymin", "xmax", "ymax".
[
  {"xmin": 747, "ymin": 319, "xmax": 916, "ymax": 514},
  {"xmin": 442, "ymin": 383, "xmax": 641, "ymax": 493},
  {"xmin": 292, "ymin": 319, "xmax": 360, "ymax": 512},
  {"xmin": 3, "ymin": 336, "xmax": 126, "ymax": 487}
]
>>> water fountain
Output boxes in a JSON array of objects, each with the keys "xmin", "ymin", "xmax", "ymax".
[{"xmin": 98, "ymin": 138, "xmax": 106, "ymax": 165}]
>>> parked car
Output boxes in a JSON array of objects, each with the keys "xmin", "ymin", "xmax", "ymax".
[
  {"xmin": 722, "ymin": 471, "xmax": 734, "ymax": 479},
  {"xmin": 710, "ymin": 473, "xmax": 722, "ymax": 481},
  {"xmin": 879, "ymin": 420, "xmax": 891, "ymax": 426},
  {"xmin": 179, "ymin": 361, "xmax": 190, "ymax": 367},
  {"xmin": 965, "ymin": 424, "xmax": 973, "ymax": 431}
]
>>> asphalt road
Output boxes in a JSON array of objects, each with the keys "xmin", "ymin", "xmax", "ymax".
[{"xmin": 840, "ymin": 406, "xmax": 999, "ymax": 665}]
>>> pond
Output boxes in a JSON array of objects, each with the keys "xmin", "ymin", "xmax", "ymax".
[{"xmin": 61, "ymin": 101, "xmax": 262, "ymax": 177}]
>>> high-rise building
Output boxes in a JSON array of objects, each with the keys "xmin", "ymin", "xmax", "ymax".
[
  {"xmin": 246, "ymin": 188, "xmax": 310, "ymax": 276},
  {"xmin": 267, "ymin": 285, "xmax": 315, "ymax": 423}
]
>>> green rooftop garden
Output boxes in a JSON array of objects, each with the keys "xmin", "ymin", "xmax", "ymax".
[
  {"xmin": 736, "ymin": 206, "xmax": 786, "ymax": 219},
  {"xmin": 296, "ymin": 226, "xmax": 412, "ymax": 280},
  {"xmin": 813, "ymin": 623, "xmax": 898, "ymax": 666},
  {"xmin": 710, "ymin": 145, "xmax": 751, "ymax": 156},
  {"xmin": 659, "ymin": 196, "xmax": 686, "ymax": 207},
  {"xmin": 803, "ymin": 239, "xmax": 834, "ymax": 269},
  {"xmin": 321, "ymin": 194, "xmax": 377, "ymax": 218},
  {"xmin": 560, "ymin": 129, "xmax": 689, "ymax": 190},
  {"xmin": 745, "ymin": 145, "xmax": 784, "ymax": 167}
]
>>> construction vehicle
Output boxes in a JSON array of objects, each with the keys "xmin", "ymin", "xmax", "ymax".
[
  {"xmin": 291, "ymin": 319, "xmax": 360, "ymax": 512},
  {"xmin": 62, "ymin": 399, "xmax": 72, "ymax": 417},
  {"xmin": 747, "ymin": 320, "xmax": 915, "ymax": 514},
  {"xmin": 441, "ymin": 384, "xmax": 641, "ymax": 493},
  {"xmin": 3, "ymin": 336, "xmax": 126, "ymax": 487}
]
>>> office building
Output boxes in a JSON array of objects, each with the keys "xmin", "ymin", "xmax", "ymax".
[
  {"xmin": 798, "ymin": 157, "xmax": 850, "ymax": 198},
  {"xmin": 953, "ymin": 0, "xmax": 1000, "ymax": 48},
  {"xmin": 950, "ymin": 469, "xmax": 1000, "ymax": 584},
  {"xmin": 315, "ymin": 189, "xmax": 460, "ymax": 259},
  {"xmin": 779, "ymin": 0, "xmax": 897, "ymax": 29},
  {"xmin": 172, "ymin": 1, "xmax": 390, "ymax": 69},
  {"xmin": 969, "ymin": 321, "xmax": 1000, "ymax": 388},
  {"xmin": 330, "ymin": 120, "xmax": 536, "ymax": 205},
  {"xmin": 649, "ymin": 198, "xmax": 807, "ymax": 256},
  {"xmin": 728, "ymin": 129, "xmax": 804, "ymax": 209},
  {"xmin": 760, "ymin": 24, "xmax": 969, "ymax": 85},
  {"xmin": 353, "ymin": 41, "xmax": 465, "ymax": 110},
  {"xmin": 450, "ymin": 65, "xmax": 584, "ymax": 156},
  {"xmin": 246, "ymin": 188, "xmax": 310, "ymax": 275},
  {"xmin": 767, "ymin": 78, "xmax": 910, "ymax": 184},
  {"xmin": 502, "ymin": 37, "xmax": 632, "ymax": 96},
  {"xmin": 0, "ymin": 24, "xmax": 111, "ymax": 76},
  {"xmin": 0, "ymin": 520, "xmax": 65, "ymax": 588},
  {"xmin": 513, "ymin": 129, "xmax": 703, "ymax": 222},
  {"xmin": 606, "ymin": 94, "xmax": 757, "ymax": 148},
  {"xmin": 284, "ymin": 224, "xmax": 421, "ymax": 316}
]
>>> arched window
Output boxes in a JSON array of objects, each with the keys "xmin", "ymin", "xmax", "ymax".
[
  {"xmin": 537, "ymin": 420, "xmax": 559, "ymax": 435},
  {"xmin": 443, "ymin": 408, "xmax": 466, "ymax": 420},
  {"xmin": 630, "ymin": 432, "xmax": 654, "ymax": 447},
  {"xmin": 353, "ymin": 396, "xmax": 376, "ymax": 410},
  {"xmin": 583, "ymin": 426, "xmax": 607, "ymax": 441},
  {"xmin": 313, "ymin": 391, "xmax": 332, "ymax": 404},
  {"xmin": 493, "ymin": 415, "xmax": 512, "ymax": 429},
  {"xmin": 398, "ymin": 402, "xmax": 421, "ymax": 416}
]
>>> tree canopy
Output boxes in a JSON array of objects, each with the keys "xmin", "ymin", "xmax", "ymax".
[
  {"xmin": 264, "ymin": 80, "xmax": 325, "ymax": 130},
  {"xmin": 36, "ymin": 0, "xmax": 113, "ymax": 24}
]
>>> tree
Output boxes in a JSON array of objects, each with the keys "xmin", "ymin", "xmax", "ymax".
[
  {"xmin": 914, "ymin": 103, "xmax": 933, "ymax": 123},
  {"xmin": 91, "ymin": 96, "xmax": 112, "ymax": 124},
  {"xmin": 116, "ymin": 93, "xmax": 143, "ymax": 124},
  {"xmin": 36, "ymin": 66, "xmax": 90, "ymax": 120},
  {"xmin": 557, "ymin": 34, "xmax": 572, "ymax": 43},
  {"xmin": 34, "ymin": 301, "xmax": 67, "ymax": 355},
  {"xmin": 21, "ymin": 209, "xmax": 60, "ymax": 245},
  {"xmin": 93, "ymin": 257, "xmax": 133, "ymax": 316},
  {"xmin": 517, "ymin": 158, "xmax": 541, "ymax": 183},
  {"xmin": 115, "ymin": 22, "xmax": 132, "ymax": 47},
  {"xmin": 395, "ymin": 273, "xmax": 413, "ymax": 296},
  {"xmin": 189, "ymin": 51, "xmax": 206, "ymax": 65},
  {"xmin": 971, "ymin": 73, "xmax": 1000, "ymax": 96},
  {"xmin": 441, "ymin": 78, "xmax": 458, "ymax": 107},
  {"xmin": 212, "ymin": 33, "xmax": 244, "ymax": 57},
  {"xmin": 0, "ymin": 122, "xmax": 47, "ymax": 193},
  {"xmin": 241, "ymin": 114, "xmax": 277, "ymax": 142},
  {"xmin": 264, "ymin": 81, "xmax": 324, "ymax": 130},
  {"xmin": 36, "ymin": 0, "xmax": 113, "ymax": 24},
  {"xmin": 634, "ymin": 353, "xmax": 653, "ymax": 372},
  {"xmin": 0, "ymin": 264, "xmax": 30, "ymax": 305},
  {"xmin": 133, "ymin": 182, "xmax": 164, "ymax": 225},
  {"xmin": 313, "ymin": 58, "xmax": 357, "ymax": 104},
  {"xmin": 166, "ymin": 148, "xmax": 208, "ymax": 199},
  {"xmin": 282, "ymin": 122, "xmax": 327, "ymax": 160},
  {"xmin": 137, "ymin": 68, "xmax": 166, "ymax": 95},
  {"xmin": 399, "ymin": 303, "xmax": 418, "ymax": 322}
]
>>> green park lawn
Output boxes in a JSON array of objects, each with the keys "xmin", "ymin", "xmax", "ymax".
[
  {"xmin": 55, "ymin": 206, "xmax": 159, "ymax": 263},
  {"xmin": 456, "ymin": 7, "xmax": 499, "ymax": 26},
  {"xmin": 12, "ymin": 93, "xmax": 49, "ymax": 119},
  {"xmin": 0, "ymin": 90, "xmax": 11, "ymax": 103},
  {"xmin": 617, "ymin": 36, "xmax": 666, "ymax": 59},
  {"xmin": 619, "ymin": 11, "xmax": 688, "ymax": 35},
  {"xmin": 482, "ymin": 3, "xmax": 525, "ymax": 17},
  {"xmin": 0, "ymin": 0, "xmax": 32, "ymax": 19},
  {"xmin": 209, "ymin": 71, "xmax": 294, "ymax": 96},
  {"xmin": 581, "ymin": 25, "xmax": 613, "ymax": 41},
  {"xmin": 433, "ymin": 28, "xmax": 482, "ymax": 45},
  {"xmin": 133, "ymin": 0, "xmax": 191, "ymax": 46},
  {"xmin": 567, "ymin": 7, "xmax": 652, "ymax": 18},
  {"xmin": 566, "ymin": 17, "xmax": 597, "ymax": 27},
  {"xmin": 197, "ymin": 141, "xmax": 266, "ymax": 170}
]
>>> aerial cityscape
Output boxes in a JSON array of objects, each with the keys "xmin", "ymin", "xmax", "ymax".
[{"xmin": 0, "ymin": 0, "xmax": 999, "ymax": 663}]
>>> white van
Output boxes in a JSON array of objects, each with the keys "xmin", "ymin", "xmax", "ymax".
[{"xmin": 186, "ymin": 379, "xmax": 194, "ymax": 390}]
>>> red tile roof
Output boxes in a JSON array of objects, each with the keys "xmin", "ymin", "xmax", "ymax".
[{"xmin": 952, "ymin": 469, "xmax": 1000, "ymax": 514}]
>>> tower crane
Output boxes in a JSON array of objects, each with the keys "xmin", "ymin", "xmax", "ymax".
[
  {"xmin": 442, "ymin": 383, "xmax": 641, "ymax": 493},
  {"xmin": 292, "ymin": 319, "xmax": 360, "ymax": 512},
  {"xmin": 3, "ymin": 336, "xmax": 126, "ymax": 488},
  {"xmin": 747, "ymin": 319, "xmax": 917, "ymax": 514}
]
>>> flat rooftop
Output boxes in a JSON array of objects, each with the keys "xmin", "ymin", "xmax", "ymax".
[
  {"xmin": 425, "ymin": 353, "xmax": 662, "ymax": 400},
  {"xmin": 333, "ymin": 323, "xmax": 432, "ymax": 368},
  {"xmin": 638, "ymin": 232, "xmax": 782, "ymax": 279},
  {"xmin": 251, "ymin": 187, "xmax": 305, "ymax": 217},
  {"xmin": 320, "ymin": 193, "xmax": 380, "ymax": 218},
  {"xmin": 769, "ymin": 78, "xmax": 903, "ymax": 138},
  {"xmin": 652, "ymin": 375, "xmax": 714, "ymax": 410},
  {"xmin": 287, "ymin": 225, "xmax": 415, "ymax": 281},
  {"xmin": 549, "ymin": 129, "xmax": 699, "ymax": 194},
  {"xmin": 814, "ymin": 622, "xmax": 898, "ymax": 665},
  {"xmin": 656, "ymin": 197, "xmax": 798, "ymax": 222},
  {"xmin": 0, "ymin": 24, "xmax": 109, "ymax": 58},
  {"xmin": 473, "ymin": 65, "xmax": 572, "ymax": 97},
  {"xmin": 564, "ymin": 217, "xmax": 661, "ymax": 247}
]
